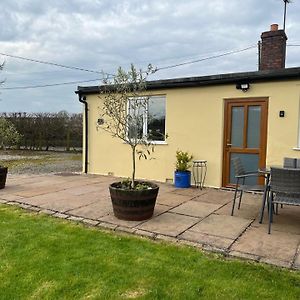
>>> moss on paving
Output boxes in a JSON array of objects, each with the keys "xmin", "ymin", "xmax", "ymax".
[{"xmin": 0, "ymin": 205, "xmax": 299, "ymax": 299}]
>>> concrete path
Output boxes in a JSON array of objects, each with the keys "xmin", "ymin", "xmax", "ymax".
[{"xmin": 1, "ymin": 173, "xmax": 299, "ymax": 270}]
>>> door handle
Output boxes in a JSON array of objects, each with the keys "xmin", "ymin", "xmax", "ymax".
[{"xmin": 226, "ymin": 143, "xmax": 232, "ymax": 147}]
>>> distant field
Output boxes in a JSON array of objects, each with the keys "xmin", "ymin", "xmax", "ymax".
[{"xmin": 0, "ymin": 150, "xmax": 82, "ymax": 174}]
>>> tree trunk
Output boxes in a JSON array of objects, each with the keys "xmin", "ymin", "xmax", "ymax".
[{"xmin": 131, "ymin": 145, "xmax": 136, "ymax": 189}]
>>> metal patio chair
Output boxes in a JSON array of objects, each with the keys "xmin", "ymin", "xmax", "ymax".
[
  {"xmin": 231, "ymin": 157, "xmax": 265, "ymax": 216},
  {"xmin": 268, "ymin": 167, "xmax": 300, "ymax": 234}
]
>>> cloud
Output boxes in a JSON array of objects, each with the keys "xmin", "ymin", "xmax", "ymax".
[{"xmin": 0, "ymin": 0, "xmax": 299, "ymax": 112}]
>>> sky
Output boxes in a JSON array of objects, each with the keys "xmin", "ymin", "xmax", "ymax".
[{"xmin": 0, "ymin": 0, "xmax": 299, "ymax": 113}]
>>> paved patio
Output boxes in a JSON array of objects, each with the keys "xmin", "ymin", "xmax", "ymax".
[{"xmin": 1, "ymin": 173, "xmax": 299, "ymax": 270}]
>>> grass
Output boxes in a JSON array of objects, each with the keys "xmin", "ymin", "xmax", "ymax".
[{"xmin": 0, "ymin": 205, "xmax": 299, "ymax": 300}]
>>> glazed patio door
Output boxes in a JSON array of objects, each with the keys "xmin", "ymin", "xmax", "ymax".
[{"xmin": 222, "ymin": 98, "xmax": 268, "ymax": 187}]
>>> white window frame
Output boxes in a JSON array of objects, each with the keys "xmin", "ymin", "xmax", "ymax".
[{"xmin": 127, "ymin": 95, "xmax": 166, "ymax": 144}]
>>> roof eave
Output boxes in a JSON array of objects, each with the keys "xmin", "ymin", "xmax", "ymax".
[{"xmin": 75, "ymin": 67, "xmax": 300, "ymax": 95}]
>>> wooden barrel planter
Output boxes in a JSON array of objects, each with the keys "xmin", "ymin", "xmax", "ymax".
[
  {"xmin": 109, "ymin": 181, "xmax": 159, "ymax": 221},
  {"xmin": 0, "ymin": 167, "xmax": 8, "ymax": 189}
]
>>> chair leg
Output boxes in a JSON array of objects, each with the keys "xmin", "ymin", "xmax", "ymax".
[
  {"xmin": 259, "ymin": 186, "xmax": 269, "ymax": 224},
  {"xmin": 231, "ymin": 185, "xmax": 239, "ymax": 216},
  {"xmin": 238, "ymin": 190, "xmax": 243, "ymax": 209},
  {"xmin": 268, "ymin": 192, "xmax": 273, "ymax": 234},
  {"xmin": 237, "ymin": 177, "xmax": 245, "ymax": 210}
]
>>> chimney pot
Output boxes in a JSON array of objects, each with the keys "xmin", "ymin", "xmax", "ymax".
[{"xmin": 270, "ymin": 24, "xmax": 278, "ymax": 31}]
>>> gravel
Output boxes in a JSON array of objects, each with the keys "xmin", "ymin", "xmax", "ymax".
[
  {"xmin": 9, "ymin": 160, "xmax": 82, "ymax": 175},
  {"xmin": 0, "ymin": 151, "xmax": 82, "ymax": 175}
]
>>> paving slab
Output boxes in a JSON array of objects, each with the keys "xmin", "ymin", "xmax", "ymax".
[
  {"xmin": 231, "ymin": 226, "xmax": 300, "ymax": 263},
  {"xmin": 294, "ymin": 252, "xmax": 300, "ymax": 269},
  {"xmin": 189, "ymin": 214, "xmax": 252, "ymax": 240},
  {"xmin": 136, "ymin": 212, "xmax": 199, "ymax": 237},
  {"xmin": 75, "ymin": 190, "xmax": 110, "ymax": 202},
  {"xmin": 170, "ymin": 200, "xmax": 222, "ymax": 218},
  {"xmin": 193, "ymin": 189, "xmax": 233, "ymax": 205},
  {"xmin": 172, "ymin": 187, "xmax": 207, "ymax": 197},
  {"xmin": 2, "ymin": 173, "xmax": 300, "ymax": 269},
  {"xmin": 0, "ymin": 184, "xmax": 27, "ymax": 194},
  {"xmin": 179, "ymin": 230, "xmax": 233, "ymax": 249},
  {"xmin": 156, "ymin": 192, "xmax": 192, "ymax": 207},
  {"xmin": 253, "ymin": 206, "xmax": 300, "ymax": 235},
  {"xmin": 67, "ymin": 199, "xmax": 113, "ymax": 219},
  {"xmin": 37, "ymin": 195, "xmax": 99, "ymax": 213},
  {"xmin": 156, "ymin": 183, "xmax": 177, "ymax": 193},
  {"xmin": 19, "ymin": 191, "xmax": 72, "ymax": 206},
  {"xmin": 14, "ymin": 186, "xmax": 66, "ymax": 198},
  {"xmin": 234, "ymin": 193, "xmax": 263, "ymax": 207},
  {"xmin": 5, "ymin": 175, "xmax": 48, "ymax": 186},
  {"xmin": 82, "ymin": 219, "xmax": 100, "ymax": 226},
  {"xmin": 99, "ymin": 204, "xmax": 170, "ymax": 228},
  {"xmin": 228, "ymin": 250, "xmax": 260, "ymax": 262},
  {"xmin": 216, "ymin": 202, "xmax": 260, "ymax": 220},
  {"xmin": 63, "ymin": 184, "xmax": 107, "ymax": 196},
  {"xmin": 0, "ymin": 193, "xmax": 24, "ymax": 201}
]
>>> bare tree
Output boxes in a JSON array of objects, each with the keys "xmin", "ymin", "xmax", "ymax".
[{"xmin": 98, "ymin": 64, "xmax": 156, "ymax": 189}]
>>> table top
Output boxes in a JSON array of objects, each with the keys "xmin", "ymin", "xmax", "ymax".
[
  {"xmin": 258, "ymin": 165, "xmax": 295, "ymax": 175},
  {"xmin": 193, "ymin": 160, "xmax": 207, "ymax": 163}
]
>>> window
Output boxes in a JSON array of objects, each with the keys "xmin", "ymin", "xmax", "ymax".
[{"xmin": 127, "ymin": 95, "xmax": 166, "ymax": 142}]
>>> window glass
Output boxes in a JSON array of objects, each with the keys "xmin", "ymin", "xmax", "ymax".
[
  {"xmin": 127, "ymin": 96, "xmax": 166, "ymax": 142},
  {"xmin": 247, "ymin": 106, "xmax": 261, "ymax": 148},
  {"xmin": 230, "ymin": 153, "xmax": 259, "ymax": 185},
  {"xmin": 147, "ymin": 96, "xmax": 166, "ymax": 141},
  {"xmin": 127, "ymin": 98, "xmax": 144, "ymax": 139},
  {"xmin": 231, "ymin": 106, "xmax": 244, "ymax": 147}
]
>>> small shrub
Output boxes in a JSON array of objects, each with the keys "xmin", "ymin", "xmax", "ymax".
[
  {"xmin": 175, "ymin": 150, "xmax": 193, "ymax": 172},
  {"xmin": 0, "ymin": 118, "xmax": 22, "ymax": 150}
]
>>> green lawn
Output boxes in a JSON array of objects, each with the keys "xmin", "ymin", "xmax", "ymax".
[{"xmin": 0, "ymin": 205, "xmax": 299, "ymax": 300}]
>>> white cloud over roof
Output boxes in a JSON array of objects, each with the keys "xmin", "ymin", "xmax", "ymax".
[{"xmin": 0, "ymin": 0, "xmax": 299, "ymax": 112}]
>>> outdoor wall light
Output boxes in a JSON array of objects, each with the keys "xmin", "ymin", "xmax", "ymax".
[
  {"xmin": 97, "ymin": 118, "xmax": 104, "ymax": 125},
  {"xmin": 236, "ymin": 83, "xmax": 250, "ymax": 92}
]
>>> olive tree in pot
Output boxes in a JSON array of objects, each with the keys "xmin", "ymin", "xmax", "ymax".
[
  {"xmin": 97, "ymin": 64, "xmax": 160, "ymax": 221},
  {"xmin": 0, "ymin": 118, "xmax": 22, "ymax": 189},
  {"xmin": 174, "ymin": 150, "xmax": 193, "ymax": 188}
]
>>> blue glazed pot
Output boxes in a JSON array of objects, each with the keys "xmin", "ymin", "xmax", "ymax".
[{"xmin": 174, "ymin": 170, "xmax": 191, "ymax": 188}]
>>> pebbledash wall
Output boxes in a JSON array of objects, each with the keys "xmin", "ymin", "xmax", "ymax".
[{"xmin": 78, "ymin": 72, "xmax": 300, "ymax": 188}]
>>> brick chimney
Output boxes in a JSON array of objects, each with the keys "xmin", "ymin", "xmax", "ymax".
[{"xmin": 259, "ymin": 24, "xmax": 287, "ymax": 71}]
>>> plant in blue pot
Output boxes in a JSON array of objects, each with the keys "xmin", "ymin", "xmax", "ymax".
[{"xmin": 174, "ymin": 150, "xmax": 193, "ymax": 188}]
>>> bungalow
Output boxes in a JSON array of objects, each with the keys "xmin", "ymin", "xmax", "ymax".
[{"xmin": 76, "ymin": 24, "xmax": 300, "ymax": 188}]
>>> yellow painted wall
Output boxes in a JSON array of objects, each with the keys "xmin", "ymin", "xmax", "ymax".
[{"xmin": 83, "ymin": 79, "xmax": 300, "ymax": 188}]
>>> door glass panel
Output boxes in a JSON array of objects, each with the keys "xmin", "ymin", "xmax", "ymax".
[
  {"xmin": 230, "ymin": 153, "xmax": 259, "ymax": 185},
  {"xmin": 231, "ymin": 107, "xmax": 244, "ymax": 147},
  {"xmin": 247, "ymin": 106, "xmax": 261, "ymax": 148}
]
